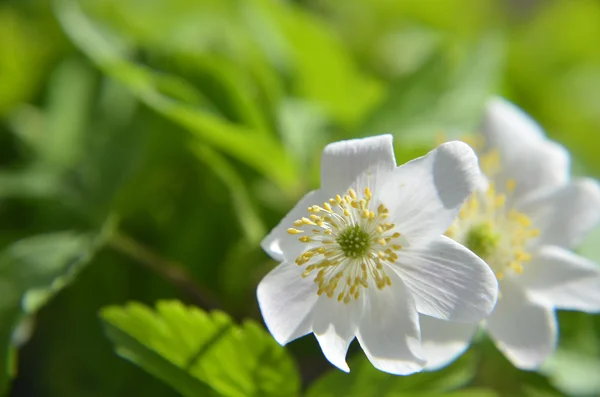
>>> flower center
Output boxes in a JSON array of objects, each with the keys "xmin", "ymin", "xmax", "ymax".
[
  {"xmin": 336, "ymin": 224, "xmax": 371, "ymax": 258},
  {"xmin": 287, "ymin": 187, "xmax": 403, "ymax": 303},
  {"xmin": 465, "ymin": 222, "xmax": 501, "ymax": 260},
  {"xmin": 447, "ymin": 180, "xmax": 540, "ymax": 280}
]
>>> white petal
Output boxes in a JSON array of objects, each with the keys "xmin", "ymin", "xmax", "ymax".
[
  {"xmin": 480, "ymin": 97, "xmax": 570, "ymax": 200},
  {"xmin": 486, "ymin": 279, "xmax": 557, "ymax": 370},
  {"xmin": 356, "ymin": 270, "xmax": 425, "ymax": 375},
  {"xmin": 261, "ymin": 189, "xmax": 325, "ymax": 262},
  {"xmin": 312, "ymin": 294, "xmax": 364, "ymax": 372},
  {"xmin": 521, "ymin": 178, "xmax": 600, "ymax": 249},
  {"xmin": 419, "ymin": 315, "xmax": 479, "ymax": 370},
  {"xmin": 542, "ymin": 277, "xmax": 600, "ymax": 313},
  {"xmin": 320, "ymin": 134, "xmax": 396, "ymax": 197},
  {"xmin": 518, "ymin": 245, "xmax": 600, "ymax": 310},
  {"xmin": 256, "ymin": 262, "xmax": 318, "ymax": 345},
  {"xmin": 518, "ymin": 246, "xmax": 600, "ymax": 312},
  {"xmin": 379, "ymin": 141, "xmax": 480, "ymax": 244},
  {"xmin": 395, "ymin": 236, "xmax": 498, "ymax": 322}
]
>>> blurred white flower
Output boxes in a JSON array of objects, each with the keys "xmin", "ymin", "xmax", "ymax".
[
  {"xmin": 421, "ymin": 98, "xmax": 600, "ymax": 370},
  {"xmin": 257, "ymin": 135, "xmax": 498, "ymax": 375}
]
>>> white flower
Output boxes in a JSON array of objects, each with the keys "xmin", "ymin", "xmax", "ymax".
[
  {"xmin": 257, "ymin": 135, "xmax": 498, "ymax": 375},
  {"xmin": 420, "ymin": 98, "xmax": 600, "ymax": 370}
]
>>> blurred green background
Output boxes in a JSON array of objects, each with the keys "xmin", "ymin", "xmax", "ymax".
[{"xmin": 1, "ymin": 0, "xmax": 600, "ymax": 396}]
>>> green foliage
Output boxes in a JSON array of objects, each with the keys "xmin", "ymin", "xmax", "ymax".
[
  {"xmin": 306, "ymin": 352, "xmax": 480, "ymax": 397},
  {"xmin": 101, "ymin": 300, "xmax": 300, "ymax": 397},
  {"xmin": 0, "ymin": 0, "xmax": 600, "ymax": 396},
  {"xmin": 360, "ymin": 34, "xmax": 504, "ymax": 144}
]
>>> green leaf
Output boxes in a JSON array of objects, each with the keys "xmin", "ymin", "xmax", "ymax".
[
  {"xmin": 251, "ymin": 0, "xmax": 383, "ymax": 128},
  {"xmin": 472, "ymin": 338, "xmax": 563, "ymax": 397},
  {"xmin": 361, "ymin": 34, "xmax": 504, "ymax": 144},
  {"xmin": 540, "ymin": 349, "xmax": 600, "ymax": 396},
  {"xmin": 0, "ymin": 226, "xmax": 112, "ymax": 394},
  {"xmin": 100, "ymin": 300, "xmax": 301, "ymax": 397},
  {"xmin": 53, "ymin": 0, "xmax": 300, "ymax": 193},
  {"xmin": 36, "ymin": 57, "xmax": 97, "ymax": 169},
  {"xmin": 190, "ymin": 144, "xmax": 266, "ymax": 245},
  {"xmin": 306, "ymin": 351, "xmax": 476, "ymax": 397}
]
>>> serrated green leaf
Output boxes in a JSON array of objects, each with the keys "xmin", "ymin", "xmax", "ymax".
[
  {"xmin": 0, "ymin": 227, "xmax": 111, "ymax": 394},
  {"xmin": 100, "ymin": 300, "xmax": 301, "ymax": 397},
  {"xmin": 306, "ymin": 351, "xmax": 476, "ymax": 397}
]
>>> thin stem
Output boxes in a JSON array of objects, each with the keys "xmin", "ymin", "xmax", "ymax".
[{"xmin": 109, "ymin": 231, "xmax": 221, "ymax": 311}]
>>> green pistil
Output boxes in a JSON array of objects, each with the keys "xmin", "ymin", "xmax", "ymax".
[
  {"xmin": 336, "ymin": 224, "xmax": 370, "ymax": 258},
  {"xmin": 465, "ymin": 222, "xmax": 501, "ymax": 260}
]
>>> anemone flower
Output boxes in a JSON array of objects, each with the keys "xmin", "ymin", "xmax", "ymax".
[
  {"xmin": 420, "ymin": 98, "xmax": 600, "ymax": 370},
  {"xmin": 257, "ymin": 135, "xmax": 498, "ymax": 375}
]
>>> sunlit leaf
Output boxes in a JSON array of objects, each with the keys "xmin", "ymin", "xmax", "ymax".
[{"xmin": 101, "ymin": 300, "xmax": 300, "ymax": 397}]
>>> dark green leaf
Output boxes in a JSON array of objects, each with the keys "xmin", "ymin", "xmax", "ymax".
[
  {"xmin": 306, "ymin": 351, "xmax": 476, "ymax": 397},
  {"xmin": 0, "ymin": 226, "xmax": 112, "ymax": 394}
]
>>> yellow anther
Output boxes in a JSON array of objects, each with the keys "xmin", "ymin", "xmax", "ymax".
[
  {"xmin": 516, "ymin": 214, "xmax": 531, "ymax": 227},
  {"xmin": 515, "ymin": 251, "xmax": 532, "ymax": 262},
  {"xmin": 293, "ymin": 219, "xmax": 303, "ymax": 227},
  {"xmin": 323, "ymin": 202, "xmax": 332, "ymax": 212},
  {"xmin": 287, "ymin": 228, "xmax": 304, "ymax": 234},
  {"xmin": 392, "ymin": 232, "xmax": 401, "ymax": 238},
  {"xmin": 365, "ymin": 187, "xmax": 372, "ymax": 199},
  {"xmin": 378, "ymin": 238, "xmax": 387, "ymax": 245},
  {"xmin": 509, "ymin": 261, "xmax": 524, "ymax": 274},
  {"xmin": 495, "ymin": 194, "xmax": 506, "ymax": 208},
  {"xmin": 299, "ymin": 236, "xmax": 312, "ymax": 243},
  {"xmin": 349, "ymin": 189, "xmax": 357, "ymax": 200},
  {"xmin": 506, "ymin": 179, "xmax": 516, "ymax": 193},
  {"xmin": 302, "ymin": 217, "xmax": 316, "ymax": 225}
]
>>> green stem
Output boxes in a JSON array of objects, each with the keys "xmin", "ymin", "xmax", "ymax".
[{"xmin": 109, "ymin": 232, "xmax": 220, "ymax": 311}]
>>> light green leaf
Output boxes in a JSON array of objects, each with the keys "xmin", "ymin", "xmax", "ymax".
[
  {"xmin": 540, "ymin": 349, "xmax": 600, "ymax": 396},
  {"xmin": 100, "ymin": 300, "xmax": 301, "ymax": 397},
  {"xmin": 40, "ymin": 57, "xmax": 97, "ymax": 168},
  {"xmin": 306, "ymin": 352, "xmax": 476, "ymax": 397},
  {"xmin": 251, "ymin": 0, "xmax": 383, "ymax": 128},
  {"xmin": 0, "ymin": 226, "xmax": 112, "ymax": 394},
  {"xmin": 361, "ymin": 34, "xmax": 504, "ymax": 144}
]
